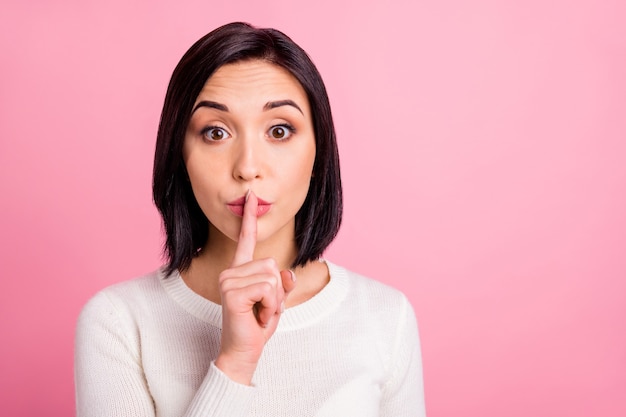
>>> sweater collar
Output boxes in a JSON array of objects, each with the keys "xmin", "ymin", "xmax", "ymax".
[{"xmin": 159, "ymin": 260, "xmax": 349, "ymax": 331}]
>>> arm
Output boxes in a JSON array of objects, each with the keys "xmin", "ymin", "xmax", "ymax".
[
  {"xmin": 380, "ymin": 297, "xmax": 427, "ymax": 417},
  {"xmin": 75, "ymin": 193, "xmax": 293, "ymax": 416},
  {"xmin": 74, "ymin": 291, "xmax": 256, "ymax": 417},
  {"xmin": 75, "ymin": 291, "xmax": 157, "ymax": 417}
]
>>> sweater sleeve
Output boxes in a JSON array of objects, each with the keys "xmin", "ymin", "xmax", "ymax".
[
  {"xmin": 380, "ymin": 296, "xmax": 427, "ymax": 417},
  {"xmin": 74, "ymin": 290, "xmax": 256, "ymax": 417}
]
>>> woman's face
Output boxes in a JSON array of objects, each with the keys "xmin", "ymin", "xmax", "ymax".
[{"xmin": 183, "ymin": 60, "xmax": 316, "ymax": 247}]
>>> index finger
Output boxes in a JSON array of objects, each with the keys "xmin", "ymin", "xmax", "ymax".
[{"xmin": 231, "ymin": 190, "xmax": 258, "ymax": 266}]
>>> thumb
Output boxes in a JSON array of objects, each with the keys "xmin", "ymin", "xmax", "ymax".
[{"xmin": 280, "ymin": 269, "xmax": 297, "ymax": 298}]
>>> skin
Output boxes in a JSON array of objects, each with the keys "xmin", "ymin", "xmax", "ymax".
[{"xmin": 181, "ymin": 60, "xmax": 330, "ymax": 385}]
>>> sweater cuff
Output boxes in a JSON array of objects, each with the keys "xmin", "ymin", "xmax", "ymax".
[{"xmin": 184, "ymin": 361, "xmax": 256, "ymax": 416}]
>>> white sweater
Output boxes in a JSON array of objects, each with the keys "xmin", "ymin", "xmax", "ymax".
[{"xmin": 75, "ymin": 260, "xmax": 426, "ymax": 416}]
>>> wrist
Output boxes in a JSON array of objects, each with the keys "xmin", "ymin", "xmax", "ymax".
[{"xmin": 214, "ymin": 353, "xmax": 259, "ymax": 386}]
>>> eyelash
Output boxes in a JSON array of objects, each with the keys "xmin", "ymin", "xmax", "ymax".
[
  {"xmin": 199, "ymin": 124, "xmax": 296, "ymax": 142},
  {"xmin": 268, "ymin": 124, "xmax": 296, "ymax": 141},
  {"xmin": 200, "ymin": 126, "xmax": 230, "ymax": 142}
]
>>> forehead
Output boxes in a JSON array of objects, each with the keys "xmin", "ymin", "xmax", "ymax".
[{"xmin": 194, "ymin": 60, "xmax": 310, "ymax": 112}]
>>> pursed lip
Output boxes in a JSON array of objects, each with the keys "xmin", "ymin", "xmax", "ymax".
[
  {"xmin": 227, "ymin": 195, "xmax": 272, "ymax": 217},
  {"xmin": 227, "ymin": 195, "xmax": 271, "ymax": 206}
]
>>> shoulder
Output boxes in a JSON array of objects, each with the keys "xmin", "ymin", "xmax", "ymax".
[
  {"xmin": 324, "ymin": 261, "xmax": 422, "ymax": 379},
  {"xmin": 327, "ymin": 261, "xmax": 412, "ymax": 308},
  {"xmin": 77, "ymin": 269, "xmax": 165, "ymax": 329},
  {"xmin": 325, "ymin": 260, "xmax": 416, "ymax": 324}
]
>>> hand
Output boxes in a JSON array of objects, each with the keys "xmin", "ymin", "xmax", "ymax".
[{"xmin": 214, "ymin": 191, "xmax": 296, "ymax": 385}]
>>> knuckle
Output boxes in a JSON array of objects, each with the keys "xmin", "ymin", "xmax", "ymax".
[
  {"xmin": 261, "ymin": 258, "xmax": 278, "ymax": 271},
  {"xmin": 220, "ymin": 279, "xmax": 234, "ymax": 292},
  {"xmin": 218, "ymin": 270, "xmax": 231, "ymax": 283},
  {"xmin": 259, "ymin": 281, "xmax": 273, "ymax": 294},
  {"xmin": 265, "ymin": 273, "xmax": 279, "ymax": 289}
]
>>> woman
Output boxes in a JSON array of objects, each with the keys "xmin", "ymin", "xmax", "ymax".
[{"xmin": 75, "ymin": 22, "xmax": 426, "ymax": 416}]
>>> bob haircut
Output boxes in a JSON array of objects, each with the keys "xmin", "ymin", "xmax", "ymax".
[{"xmin": 153, "ymin": 22, "xmax": 342, "ymax": 276}]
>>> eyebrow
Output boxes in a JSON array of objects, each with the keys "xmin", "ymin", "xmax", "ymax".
[
  {"xmin": 191, "ymin": 99, "xmax": 303, "ymax": 115},
  {"xmin": 192, "ymin": 100, "xmax": 229, "ymax": 114},
  {"xmin": 263, "ymin": 100, "xmax": 303, "ymax": 115}
]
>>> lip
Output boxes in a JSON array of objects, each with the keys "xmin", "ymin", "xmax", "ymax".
[{"xmin": 227, "ymin": 195, "xmax": 272, "ymax": 217}]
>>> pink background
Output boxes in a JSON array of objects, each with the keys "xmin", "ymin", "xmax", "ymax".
[{"xmin": 1, "ymin": 0, "xmax": 625, "ymax": 415}]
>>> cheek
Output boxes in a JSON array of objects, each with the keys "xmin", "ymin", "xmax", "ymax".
[
  {"xmin": 284, "ymin": 149, "xmax": 316, "ymax": 202},
  {"xmin": 185, "ymin": 158, "xmax": 221, "ymax": 212}
]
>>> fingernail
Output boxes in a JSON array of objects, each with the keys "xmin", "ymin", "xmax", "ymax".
[
  {"xmin": 280, "ymin": 301, "xmax": 285, "ymax": 313},
  {"xmin": 289, "ymin": 269, "xmax": 296, "ymax": 282},
  {"xmin": 245, "ymin": 189, "xmax": 251, "ymax": 202}
]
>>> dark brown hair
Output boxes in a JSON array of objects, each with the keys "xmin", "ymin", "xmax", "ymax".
[{"xmin": 153, "ymin": 22, "xmax": 342, "ymax": 275}]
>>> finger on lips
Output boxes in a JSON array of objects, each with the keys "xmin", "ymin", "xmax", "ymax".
[
  {"xmin": 224, "ymin": 189, "xmax": 296, "ymax": 328},
  {"xmin": 231, "ymin": 189, "xmax": 258, "ymax": 267}
]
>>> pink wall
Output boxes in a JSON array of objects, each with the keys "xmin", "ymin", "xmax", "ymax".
[{"xmin": 1, "ymin": 0, "xmax": 625, "ymax": 415}]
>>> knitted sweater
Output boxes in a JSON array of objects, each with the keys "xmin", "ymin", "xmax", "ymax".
[{"xmin": 75, "ymin": 260, "xmax": 426, "ymax": 416}]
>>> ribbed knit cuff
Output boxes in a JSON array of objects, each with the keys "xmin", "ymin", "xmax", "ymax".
[{"xmin": 184, "ymin": 362, "xmax": 256, "ymax": 416}]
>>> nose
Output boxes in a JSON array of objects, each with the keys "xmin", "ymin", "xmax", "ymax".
[{"xmin": 232, "ymin": 134, "xmax": 263, "ymax": 182}]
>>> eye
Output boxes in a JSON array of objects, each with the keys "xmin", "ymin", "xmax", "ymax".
[
  {"xmin": 201, "ymin": 126, "xmax": 230, "ymax": 142},
  {"xmin": 268, "ymin": 124, "xmax": 295, "ymax": 141}
]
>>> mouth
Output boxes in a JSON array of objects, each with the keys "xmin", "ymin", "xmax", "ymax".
[{"xmin": 227, "ymin": 195, "xmax": 272, "ymax": 217}]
